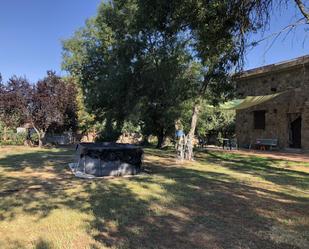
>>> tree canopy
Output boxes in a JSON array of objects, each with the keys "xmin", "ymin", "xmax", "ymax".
[
  {"xmin": 63, "ymin": 0, "xmax": 204, "ymax": 146},
  {"xmin": 63, "ymin": 0, "xmax": 305, "ymax": 153}
]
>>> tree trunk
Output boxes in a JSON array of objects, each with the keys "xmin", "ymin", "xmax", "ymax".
[
  {"xmin": 142, "ymin": 135, "xmax": 150, "ymax": 146},
  {"xmin": 38, "ymin": 132, "xmax": 46, "ymax": 147},
  {"xmin": 184, "ymin": 98, "xmax": 201, "ymax": 160},
  {"xmin": 39, "ymin": 131, "xmax": 46, "ymax": 147},
  {"xmin": 156, "ymin": 128, "xmax": 165, "ymax": 149},
  {"xmin": 182, "ymin": 75, "xmax": 209, "ymax": 160},
  {"xmin": 3, "ymin": 126, "xmax": 7, "ymax": 141},
  {"xmin": 37, "ymin": 132, "xmax": 43, "ymax": 147},
  {"xmin": 32, "ymin": 123, "xmax": 46, "ymax": 147}
]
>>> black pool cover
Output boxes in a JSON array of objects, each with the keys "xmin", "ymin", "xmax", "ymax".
[{"xmin": 76, "ymin": 142, "xmax": 143, "ymax": 177}]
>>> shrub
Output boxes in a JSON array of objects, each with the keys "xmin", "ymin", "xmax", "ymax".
[
  {"xmin": 15, "ymin": 132, "xmax": 28, "ymax": 145},
  {"xmin": 0, "ymin": 130, "xmax": 27, "ymax": 145},
  {"xmin": 30, "ymin": 132, "xmax": 39, "ymax": 145}
]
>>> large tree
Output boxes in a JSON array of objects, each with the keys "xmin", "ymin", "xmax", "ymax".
[
  {"xmin": 130, "ymin": 33, "xmax": 201, "ymax": 148},
  {"xmin": 63, "ymin": 0, "xmax": 307, "ymax": 157},
  {"xmin": 63, "ymin": 0, "xmax": 200, "ymax": 147},
  {"xmin": 136, "ymin": 0, "xmax": 308, "ymax": 158},
  {"xmin": 133, "ymin": 0, "xmax": 281, "ymax": 159},
  {"xmin": 63, "ymin": 7, "xmax": 138, "ymax": 141},
  {"xmin": 63, "ymin": 0, "xmax": 261, "ymax": 155}
]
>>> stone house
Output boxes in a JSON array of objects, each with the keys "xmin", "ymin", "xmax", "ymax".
[{"xmin": 235, "ymin": 55, "xmax": 309, "ymax": 150}]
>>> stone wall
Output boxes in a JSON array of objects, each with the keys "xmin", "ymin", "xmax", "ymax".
[
  {"xmin": 236, "ymin": 62, "xmax": 309, "ymax": 150},
  {"xmin": 302, "ymin": 101, "xmax": 309, "ymax": 149}
]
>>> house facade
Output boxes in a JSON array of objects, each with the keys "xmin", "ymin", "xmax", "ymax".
[{"xmin": 236, "ymin": 55, "xmax": 309, "ymax": 150}]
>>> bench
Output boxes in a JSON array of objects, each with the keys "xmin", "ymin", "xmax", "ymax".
[{"xmin": 255, "ymin": 138, "xmax": 278, "ymax": 150}]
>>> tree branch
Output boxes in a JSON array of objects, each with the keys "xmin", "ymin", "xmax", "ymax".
[
  {"xmin": 295, "ymin": 0, "xmax": 309, "ymax": 22},
  {"xmin": 249, "ymin": 17, "xmax": 306, "ymax": 48}
]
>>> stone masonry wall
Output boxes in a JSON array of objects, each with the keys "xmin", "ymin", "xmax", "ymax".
[{"xmin": 236, "ymin": 63, "xmax": 309, "ymax": 150}]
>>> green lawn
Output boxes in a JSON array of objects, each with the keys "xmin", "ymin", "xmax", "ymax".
[{"xmin": 0, "ymin": 146, "xmax": 308, "ymax": 249}]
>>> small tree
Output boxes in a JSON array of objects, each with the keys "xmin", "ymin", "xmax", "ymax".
[
  {"xmin": 29, "ymin": 71, "xmax": 77, "ymax": 146},
  {"xmin": 0, "ymin": 72, "xmax": 78, "ymax": 147},
  {"xmin": 0, "ymin": 76, "xmax": 31, "ymax": 141}
]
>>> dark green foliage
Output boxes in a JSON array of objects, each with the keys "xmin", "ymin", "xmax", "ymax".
[
  {"xmin": 30, "ymin": 132, "xmax": 39, "ymax": 145},
  {"xmin": 0, "ymin": 125, "xmax": 27, "ymax": 145},
  {"xmin": 95, "ymin": 115, "xmax": 124, "ymax": 142},
  {"xmin": 198, "ymin": 108, "xmax": 235, "ymax": 141},
  {"xmin": 63, "ymin": 0, "xmax": 201, "ymax": 146},
  {"xmin": 63, "ymin": 0, "xmax": 274, "ymax": 147},
  {"xmin": 179, "ymin": 101, "xmax": 235, "ymax": 137}
]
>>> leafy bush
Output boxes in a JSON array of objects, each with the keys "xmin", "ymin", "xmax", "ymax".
[
  {"xmin": 30, "ymin": 132, "xmax": 39, "ymax": 145},
  {"xmin": 0, "ymin": 130, "xmax": 27, "ymax": 145},
  {"xmin": 121, "ymin": 121, "xmax": 141, "ymax": 134},
  {"xmin": 15, "ymin": 132, "xmax": 28, "ymax": 145}
]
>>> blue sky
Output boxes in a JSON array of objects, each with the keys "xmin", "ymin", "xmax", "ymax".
[
  {"xmin": 0, "ymin": 0, "xmax": 101, "ymax": 82},
  {"xmin": 245, "ymin": 0, "xmax": 309, "ymax": 68},
  {"xmin": 0, "ymin": 0, "xmax": 308, "ymax": 83}
]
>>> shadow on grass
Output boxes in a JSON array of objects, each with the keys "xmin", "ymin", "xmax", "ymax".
[
  {"xmin": 83, "ymin": 167, "xmax": 308, "ymax": 249},
  {"xmin": 0, "ymin": 147, "xmax": 308, "ymax": 249},
  {"xmin": 0, "ymin": 147, "xmax": 80, "ymax": 221},
  {"xmin": 195, "ymin": 151, "xmax": 309, "ymax": 190},
  {"xmin": 4, "ymin": 238, "xmax": 54, "ymax": 249},
  {"xmin": 0, "ymin": 147, "xmax": 74, "ymax": 173},
  {"xmin": 35, "ymin": 239, "xmax": 54, "ymax": 249}
]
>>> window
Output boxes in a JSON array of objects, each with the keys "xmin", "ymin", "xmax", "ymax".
[{"xmin": 254, "ymin": 111, "xmax": 265, "ymax": 129}]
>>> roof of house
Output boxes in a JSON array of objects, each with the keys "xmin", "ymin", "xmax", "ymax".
[{"xmin": 238, "ymin": 54, "xmax": 309, "ymax": 80}]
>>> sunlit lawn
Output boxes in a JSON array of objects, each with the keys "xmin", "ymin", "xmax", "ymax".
[{"xmin": 0, "ymin": 146, "xmax": 308, "ymax": 249}]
